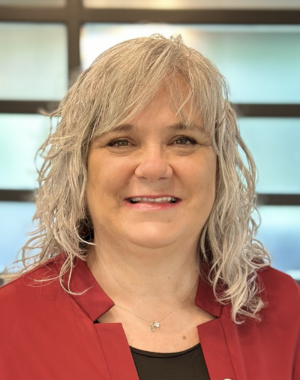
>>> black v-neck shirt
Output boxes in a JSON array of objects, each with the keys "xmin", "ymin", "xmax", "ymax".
[{"xmin": 130, "ymin": 343, "xmax": 211, "ymax": 380}]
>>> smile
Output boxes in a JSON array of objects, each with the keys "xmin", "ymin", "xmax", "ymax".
[
  {"xmin": 125, "ymin": 196, "xmax": 181, "ymax": 211},
  {"xmin": 128, "ymin": 197, "xmax": 178, "ymax": 204}
]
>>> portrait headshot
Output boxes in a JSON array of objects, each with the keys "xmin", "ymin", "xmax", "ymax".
[{"xmin": 0, "ymin": 3, "xmax": 300, "ymax": 379}]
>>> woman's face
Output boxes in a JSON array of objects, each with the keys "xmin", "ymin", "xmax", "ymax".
[{"xmin": 86, "ymin": 88, "xmax": 216, "ymax": 250}]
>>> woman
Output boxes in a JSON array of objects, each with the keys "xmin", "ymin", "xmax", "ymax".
[{"xmin": 0, "ymin": 35, "xmax": 299, "ymax": 380}]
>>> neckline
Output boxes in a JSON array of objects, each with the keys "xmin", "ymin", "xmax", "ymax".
[
  {"xmin": 54, "ymin": 254, "xmax": 223, "ymax": 322},
  {"xmin": 129, "ymin": 342, "xmax": 201, "ymax": 358}
]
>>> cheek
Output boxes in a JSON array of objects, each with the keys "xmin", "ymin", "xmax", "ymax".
[
  {"xmin": 86, "ymin": 153, "xmax": 131, "ymax": 202},
  {"xmin": 86, "ymin": 153, "xmax": 109, "ymax": 208},
  {"xmin": 186, "ymin": 153, "xmax": 216, "ymax": 195},
  {"xmin": 193, "ymin": 172, "xmax": 216, "ymax": 207}
]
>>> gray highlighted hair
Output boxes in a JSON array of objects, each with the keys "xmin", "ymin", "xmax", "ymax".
[{"xmin": 7, "ymin": 34, "xmax": 270, "ymax": 323}]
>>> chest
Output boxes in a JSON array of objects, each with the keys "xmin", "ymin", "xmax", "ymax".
[
  {"xmin": 98, "ymin": 304, "xmax": 215, "ymax": 352},
  {"xmin": 1, "ymin": 312, "xmax": 297, "ymax": 380}
]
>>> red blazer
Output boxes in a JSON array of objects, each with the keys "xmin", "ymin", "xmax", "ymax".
[{"xmin": 0, "ymin": 255, "xmax": 299, "ymax": 380}]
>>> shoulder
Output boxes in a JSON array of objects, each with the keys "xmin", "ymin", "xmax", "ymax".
[
  {"xmin": 0, "ymin": 257, "xmax": 67, "ymax": 324},
  {"xmin": 0, "ymin": 257, "xmax": 59, "ymax": 295},
  {"xmin": 257, "ymin": 265, "xmax": 300, "ymax": 296},
  {"xmin": 257, "ymin": 265, "xmax": 300, "ymax": 317}
]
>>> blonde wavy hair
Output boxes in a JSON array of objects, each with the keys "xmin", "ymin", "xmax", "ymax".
[{"xmin": 7, "ymin": 34, "xmax": 270, "ymax": 323}]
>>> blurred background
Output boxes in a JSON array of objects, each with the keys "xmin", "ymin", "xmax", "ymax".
[{"xmin": 0, "ymin": 0, "xmax": 299, "ymax": 283}]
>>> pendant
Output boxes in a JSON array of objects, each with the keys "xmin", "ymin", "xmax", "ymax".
[{"xmin": 149, "ymin": 321, "xmax": 160, "ymax": 332}]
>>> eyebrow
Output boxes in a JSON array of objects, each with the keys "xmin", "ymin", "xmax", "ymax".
[{"xmin": 108, "ymin": 122, "xmax": 203, "ymax": 133}]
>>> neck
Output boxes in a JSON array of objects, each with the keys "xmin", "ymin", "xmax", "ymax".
[{"xmin": 87, "ymin": 234, "xmax": 200, "ymax": 306}]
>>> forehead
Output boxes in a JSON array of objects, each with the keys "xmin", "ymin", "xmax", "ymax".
[
  {"xmin": 122, "ymin": 86, "xmax": 202, "ymax": 128},
  {"xmin": 91, "ymin": 79, "xmax": 214, "ymax": 140},
  {"xmin": 107, "ymin": 121, "xmax": 204, "ymax": 134}
]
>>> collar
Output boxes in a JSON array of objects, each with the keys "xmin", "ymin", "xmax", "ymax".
[{"xmin": 55, "ymin": 255, "xmax": 222, "ymax": 321}]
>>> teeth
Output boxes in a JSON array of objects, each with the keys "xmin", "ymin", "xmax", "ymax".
[{"xmin": 129, "ymin": 197, "xmax": 177, "ymax": 203}]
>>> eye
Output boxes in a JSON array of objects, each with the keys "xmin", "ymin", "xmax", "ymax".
[
  {"xmin": 108, "ymin": 139, "xmax": 131, "ymax": 147},
  {"xmin": 173, "ymin": 136, "xmax": 197, "ymax": 145}
]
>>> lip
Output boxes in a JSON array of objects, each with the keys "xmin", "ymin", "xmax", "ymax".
[
  {"xmin": 125, "ymin": 195, "xmax": 181, "ymax": 200},
  {"xmin": 124, "ymin": 194, "xmax": 181, "ymax": 211}
]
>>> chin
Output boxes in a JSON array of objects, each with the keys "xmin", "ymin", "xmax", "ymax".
[
  {"xmin": 126, "ymin": 228, "xmax": 179, "ymax": 250},
  {"xmin": 130, "ymin": 237, "xmax": 176, "ymax": 250}
]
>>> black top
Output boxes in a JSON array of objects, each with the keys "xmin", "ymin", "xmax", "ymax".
[{"xmin": 130, "ymin": 343, "xmax": 211, "ymax": 380}]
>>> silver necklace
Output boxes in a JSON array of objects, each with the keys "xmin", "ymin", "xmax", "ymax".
[{"xmin": 114, "ymin": 275, "xmax": 199, "ymax": 332}]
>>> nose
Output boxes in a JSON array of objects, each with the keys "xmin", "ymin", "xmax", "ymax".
[{"xmin": 134, "ymin": 149, "xmax": 173, "ymax": 182}]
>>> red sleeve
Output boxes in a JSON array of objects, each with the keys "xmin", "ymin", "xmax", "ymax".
[{"xmin": 292, "ymin": 280, "xmax": 300, "ymax": 380}]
